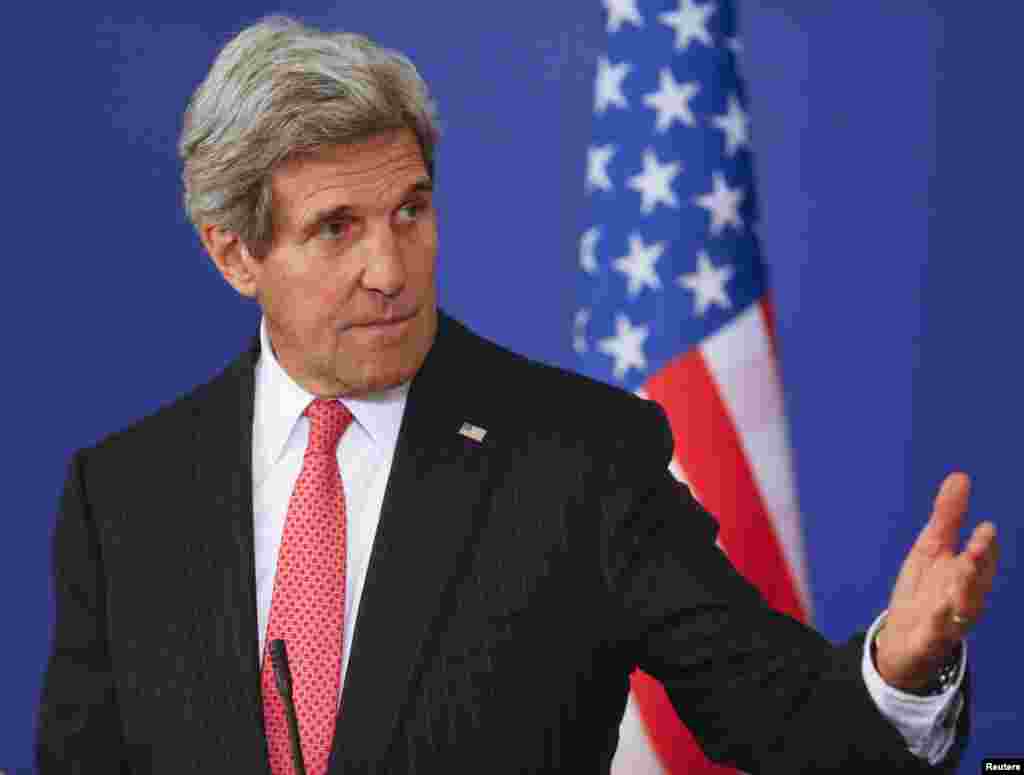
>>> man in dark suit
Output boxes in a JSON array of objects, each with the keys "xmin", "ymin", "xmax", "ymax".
[{"xmin": 36, "ymin": 16, "xmax": 998, "ymax": 774}]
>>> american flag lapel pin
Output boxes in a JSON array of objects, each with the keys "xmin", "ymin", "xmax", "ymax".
[{"xmin": 458, "ymin": 421, "xmax": 487, "ymax": 443}]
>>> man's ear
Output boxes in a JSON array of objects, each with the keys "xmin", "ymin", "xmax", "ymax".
[{"xmin": 199, "ymin": 224, "xmax": 260, "ymax": 298}]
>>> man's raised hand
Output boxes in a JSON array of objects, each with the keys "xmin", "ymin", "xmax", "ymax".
[{"xmin": 874, "ymin": 472, "xmax": 999, "ymax": 691}]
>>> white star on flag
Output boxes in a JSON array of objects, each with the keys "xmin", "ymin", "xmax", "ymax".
[
  {"xmin": 712, "ymin": 94, "xmax": 749, "ymax": 156},
  {"xmin": 579, "ymin": 227, "xmax": 601, "ymax": 274},
  {"xmin": 597, "ymin": 313, "xmax": 649, "ymax": 381},
  {"xmin": 643, "ymin": 68, "xmax": 700, "ymax": 132},
  {"xmin": 613, "ymin": 233, "xmax": 665, "ymax": 297},
  {"xmin": 695, "ymin": 170, "xmax": 744, "ymax": 234},
  {"xmin": 603, "ymin": 0, "xmax": 644, "ymax": 34},
  {"xmin": 594, "ymin": 56, "xmax": 631, "ymax": 114},
  {"xmin": 677, "ymin": 250, "xmax": 735, "ymax": 316},
  {"xmin": 659, "ymin": 0, "xmax": 716, "ymax": 51},
  {"xmin": 586, "ymin": 144, "xmax": 616, "ymax": 193},
  {"xmin": 627, "ymin": 148, "xmax": 681, "ymax": 214},
  {"xmin": 573, "ymin": 308, "xmax": 591, "ymax": 354}
]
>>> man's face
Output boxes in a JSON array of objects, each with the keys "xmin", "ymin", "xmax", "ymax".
[{"xmin": 242, "ymin": 128, "xmax": 438, "ymax": 397}]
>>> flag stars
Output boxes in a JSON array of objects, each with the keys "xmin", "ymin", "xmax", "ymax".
[
  {"xmin": 573, "ymin": 308, "xmax": 591, "ymax": 354},
  {"xmin": 597, "ymin": 313, "xmax": 649, "ymax": 381},
  {"xmin": 594, "ymin": 56, "xmax": 632, "ymax": 114},
  {"xmin": 603, "ymin": 0, "xmax": 644, "ymax": 34},
  {"xmin": 659, "ymin": 0, "xmax": 716, "ymax": 51},
  {"xmin": 643, "ymin": 68, "xmax": 700, "ymax": 132},
  {"xmin": 712, "ymin": 94, "xmax": 750, "ymax": 156},
  {"xmin": 613, "ymin": 233, "xmax": 665, "ymax": 297},
  {"xmin": 628, "ymin": 148, "xmax": 682, "ymax": 214},
  {"xmin": 695, "ymin": 171, "xmax": 744, "ymax": 234},
  {"xmin": 678, "ymin": 250, "xmax": 735, "ymax": 316},
  {"xmin": 579, "ymin": 227, "xmax": 601, "ymax": 274},
  {"xmin": 586, "ymin": 145, "xmax": 616, "ymax": 193}
]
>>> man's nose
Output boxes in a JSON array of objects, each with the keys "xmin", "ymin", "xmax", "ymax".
[{"xmin": 360, "ymin": 224, "xmax": 406, "ymax": 296}]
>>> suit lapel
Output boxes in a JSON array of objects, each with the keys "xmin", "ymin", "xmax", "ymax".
[
  {"xmin": 189, "ymin": 336, "xmax": 272, "ymax": 772},
  {"xmin": 181, "ymin": 311, "xmax": 497, "ymax": 772},
  {"xmin": 330, "ymin": 312, "xmax": 500, "ymax": 770}
]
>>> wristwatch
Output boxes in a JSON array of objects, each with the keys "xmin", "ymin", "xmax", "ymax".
[{"xmin": 915, "ymin": 642, "xmax": 963, "ymax": 696}]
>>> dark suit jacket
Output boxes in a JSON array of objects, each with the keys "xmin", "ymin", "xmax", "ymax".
[{"xmin": 36, "ymin": 310, "xmax": 969, "ymax": 773}]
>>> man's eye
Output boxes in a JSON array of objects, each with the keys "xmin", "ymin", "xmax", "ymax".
[
  {"xmin": 318, "ymin": 220, "xmax": 349, "ymax": 240},
  {"xmin": 397, "ymin": 201, "xmax": 426, "ymax": 223}
]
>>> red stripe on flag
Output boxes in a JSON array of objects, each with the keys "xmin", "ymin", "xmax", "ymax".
[
  {"xmin": 628, "ymin": 669, "xmax": 737, "ymax": 774},
  {"xmin": 759, "ymin": 292, "xmax": 779, "ymax": 363},
  {"xmin": 628, "ymin": 342, "xmax": 807, "ymax": 774},
  {"xmin": 645, "ymin": 346, "xmax": 806, "ymax": 620}
]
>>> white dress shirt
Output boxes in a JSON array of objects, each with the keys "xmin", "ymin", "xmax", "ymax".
[
  {"xmin": 251, "ymin": 316, "xmax": 964, "ymax": 757},
  {"xmin": 253, "ymin": 318, "xmax": 410, "ymax": 709}
]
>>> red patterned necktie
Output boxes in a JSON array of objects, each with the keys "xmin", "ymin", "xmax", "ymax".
[{"xmin": 261, "ymin": 398, "xmax": 353, "ymax": 775}]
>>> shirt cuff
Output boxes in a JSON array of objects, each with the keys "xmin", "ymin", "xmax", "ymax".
[{"xmin": 861, "ymin": 610, "xmax": 967, "ymax": 765}]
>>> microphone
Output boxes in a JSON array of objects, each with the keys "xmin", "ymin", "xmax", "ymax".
[{"xmin": 270, "ymin": 639, "xmax": 307, "ymax": 775}]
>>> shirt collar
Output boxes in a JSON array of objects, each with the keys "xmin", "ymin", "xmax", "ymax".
[{"xmin": 254, "ymin": 317, "xmax": 410, "ymax": 479}]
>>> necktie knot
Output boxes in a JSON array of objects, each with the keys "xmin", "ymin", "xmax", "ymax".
[{"xmin": 303, "ymin": 398, "xmax": 353, "ymax": 456}]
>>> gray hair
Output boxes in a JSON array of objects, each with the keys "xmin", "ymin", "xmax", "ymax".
[{"xmin": 179, "ymin": 16, "xmax": 441, "ymax": 256}]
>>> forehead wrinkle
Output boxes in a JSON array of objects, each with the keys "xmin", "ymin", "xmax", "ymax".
[
  {"xmin": 301, "ymin": 164, "xmax": 426, "ymax": 210},
  {"xmin": 271, "ymin": 132, "xmax": 427, "ymax": 233},
  {"xmin": 295, "ymin": 152, "xmax": 427, "ymax": 214}
]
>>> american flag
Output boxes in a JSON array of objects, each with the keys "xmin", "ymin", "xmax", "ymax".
[{"xmin": 574, "ymin": 1, "xmax": 810, "ymax": 772}]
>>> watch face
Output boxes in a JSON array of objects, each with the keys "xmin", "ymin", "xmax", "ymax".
[{"xmin": 933, "ymin": 643, "xmax": 964, "ymax": 694}]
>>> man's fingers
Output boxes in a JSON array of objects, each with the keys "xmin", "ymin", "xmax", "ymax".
[
  {"xmin": 899, "ymin": 473, "xmax": 969, "ymax": 588},
  {"xmin": 891, "ymin": 473, "xmax": 977, "ymax": 607},
  {"xmin": 971, "ymin": 523, "xmax": 1000, "ymax": 598},
  {"xmin": 948, "ymin": 531, "xmax": 998, "ymax": 632},
  {"xmin": 922, "ymin": 472, "xmax": 971, "ymax": 550},
  {"xmin": 965, "ymin": 521, "xmax": 998, "ymax": 566},
  {"xmin": 962, "ymin": 521, "xmax": 999, "ymax": 599}
]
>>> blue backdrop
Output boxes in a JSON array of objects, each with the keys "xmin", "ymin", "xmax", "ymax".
[{"xmin": 4, "ymin": 2, "xmax": 1019, "ymax": 771}]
